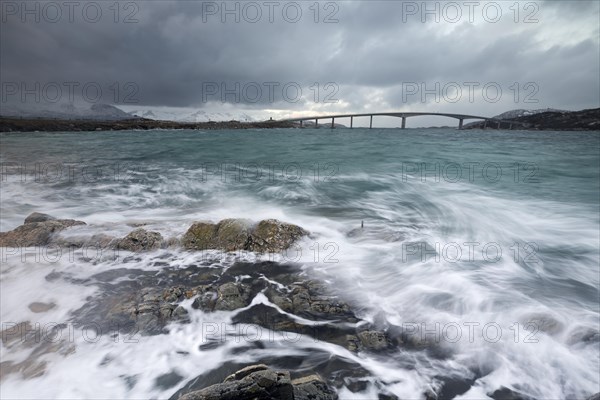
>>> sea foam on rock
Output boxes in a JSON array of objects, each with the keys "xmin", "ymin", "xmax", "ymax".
[{"xmin": 0, "ymin": 213, "xmax": 86, "ymax": 247}]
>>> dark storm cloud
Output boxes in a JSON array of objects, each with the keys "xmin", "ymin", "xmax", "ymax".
[{"xmin": 1, "ymin": 0, "xmax": 598, "ymax": 114}]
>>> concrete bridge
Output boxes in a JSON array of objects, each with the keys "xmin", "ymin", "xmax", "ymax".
[{"xmin": 281, "ymin": 112, "xmax": 519, "ymax": 129}]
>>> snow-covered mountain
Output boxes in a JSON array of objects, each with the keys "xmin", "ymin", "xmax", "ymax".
[
  {"xmin": 127, "ymin": 108, "xmax": 256, "ymax": 122},
  {"xmin": 493, "ymin": 108, "xmax": 568, "ymax": 120},
  {"xmin": 1, "ymin": 102, "xmax": 134, "ymax": 120}
]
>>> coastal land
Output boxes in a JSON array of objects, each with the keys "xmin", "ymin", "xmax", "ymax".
[{"xmin": 0, "ymin": 107, "xmax": 598, "ymax": 132}]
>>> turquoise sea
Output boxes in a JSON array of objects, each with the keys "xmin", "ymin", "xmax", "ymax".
[{"xmin": 1, "ymin": 128, "xmax": 599, "ymax": 399}]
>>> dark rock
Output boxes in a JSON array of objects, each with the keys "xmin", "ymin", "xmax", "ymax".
[
  {"xmin": 283, "ymin": 280, "xmax": 355, "ymax": 320},
  {"xmin": 179, "ymin": 365, "xmax": 294, "ymax": 400},
  {"xmin": 214, "ymin": 282, "xmax": 250, "ymax": 311},
  {"xmin": 191, "ymin": 282, "xmax": 250, "ymax": 312},
  {"xmin": 155, "ymin": 371, "xmax": 184, "ymax": 390},
  {"xmin": 292, "ymin": 374, "xmax": 338, "ymax": 400},
  {"xmin": 97, "ymin": 286, "xmax": 191, "ymax": 335},
  {"xmin": 118, "ymin": 228, "xmax": 163, "ymax": 252},
  {"xmin": 587, "ymin": 394, "xmax": 600, "ymax": 400},
  {"xmin": 356, "ymin": 330, "xmax": 390, "ymax": 351},
  {"xmin": 489, "ymin": 386, "xmax": 534, "ymax": 400}
]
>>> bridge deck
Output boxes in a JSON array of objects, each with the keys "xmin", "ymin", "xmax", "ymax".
[
  {"xmin": 280, "ymin": 112, "xmax": 523, "ymax": 129},
  {"xmin": 282, "ymin": 112, "xmax": 489, "ymax": 122}
]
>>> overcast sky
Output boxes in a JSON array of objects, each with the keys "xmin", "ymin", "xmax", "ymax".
[{"xmin": 1, "ymin": 0, "xmax": 599, "ymax": 125}]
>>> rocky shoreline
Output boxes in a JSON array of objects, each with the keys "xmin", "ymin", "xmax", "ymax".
[
  {"xmin": 0, "ymin": 117, "xmax": 297, "ymax": 133},
  {"xmin": 2, "ymin": 107, "xmax": 599, "ymax": 133},
  {"xmin": 2, "ymin": 213, "xmax": 599, "ymax": 399}
]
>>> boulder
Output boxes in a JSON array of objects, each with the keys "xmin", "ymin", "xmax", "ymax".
[
  {"xmin": 118, "ymin": 228, "xmax": 163, "ymax": 252},
  {"xmin": 0, "ymin": 214, "xmax": 86, "ymax": 247},
  {"xmin": 179, "ymin": 364, "xmax": 294, "ymax": 400},
  {"xmin": 181, "ymin": 218, "xmax": 307, "ymax": 253},
  {"xmin": 181, "ymin": 222, "xmax": 218, "ymax": 251},
  {"xmin": 215, "ymin": 219, "xmax": 253, "ymax": 251},
  {"xmin": 292, "ymin": 374, "xmax": 338, "ymax": 400},
  {"xmin": 24, "ymin": 212, "xmax": 56, "ymax": 224},
  {"xmin": 248, "ymin": 219, "xmax": 308, "ymax": 253}
]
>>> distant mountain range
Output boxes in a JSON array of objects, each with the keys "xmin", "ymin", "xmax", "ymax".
[
  {"xmin": 491, "ymin": 108, "xmax": 568, "ymax": 120},
  {"xmin": 0, "ymin": 102, "xmax": 135, "ymax": 121},
  {"xmin": 2, "ymin": 104, "xmax": 598, "ymax": 131},
  {"xmin": 126, "ymin": 109, "xmax": 256, "ymax": 123},
  {"xmin": 0, "ymin": 103, "xmax": 258, "ymax": 122}
]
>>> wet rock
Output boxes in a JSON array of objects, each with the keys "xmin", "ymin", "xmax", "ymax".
[
  {"xmin": 215, "ymin": 219, "xmax": 253, "ymax": 251},
  {"xmin": 488, "ymin": 386, "xmax": 534, "ymax": 400},
  {"xmin": 523, "ymin": 314, "xmax": 564, "ymax": 335},
  {"xmin": 182, "ymin": 219, "xmax": 307, "ymax": 253},
  {"xmin": 118, "ymin": 228, "xmax": 163, "ymax": 252},
  {"xmin": 24, "ymin": 212, "xmax": 56, "ymax": 224},
  {"xmin": 215, "ymin": 282, "xmax": 250, "ymax": 311},
  {"xmin": 224, "ymin": 364, "xmax": 270, "ymax": 382},
  {"xmin": 182, "ymin": 222, "xmax": 219, "ymax": 251},
  {"xmin": 100, "ymin": 286, "xmax": 190, "ymax": 335},
  {"xmin": 28, "ymin": 302, "xmax": 56, "ymax": 313},
  {"xmin": 248, "ymin": 219, "xmax": 308, "ymax": 253},
  {"xmin": 587, "ymin": 393, "xmax": 600, "ymax": 400},
  {"xmin": 283, "ymin": 280, "xmax": 354, "ymax": 320},
  {"xmin": 292, "ymin": 374, "xmax": 338, "ymax": 400},
  {"xmin": 51, "ymin": 233, "xmax": 118, "ymax": 250},
  {"xmin": 0, "ymin": 217, "xmax": 86, "ymax": 247},
  {"xmin": 182, "ymin": 219, "xmax": 254, "ymax": 251},
  {"xmin": 567, "ymin": 327, "xmax": 600, "ymax": 345},
  {"xmin": 191, "ymin": 282, "xmax": 250, "ymax": 312},
  {"xmin": 356, "ymin": 330, "xmax": 390, "ymax": 351},
  {"xmin": 155, "ymin": 371, "xmax": 185, "ymax": 390},
  {"xmin": 179, "ymin": 364, "xmax": 294, "ymax": 400}
]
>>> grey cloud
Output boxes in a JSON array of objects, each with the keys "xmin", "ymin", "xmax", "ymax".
[{"xmin": 1, "ymin": 0, "xmax": 598, "ymax": 115}]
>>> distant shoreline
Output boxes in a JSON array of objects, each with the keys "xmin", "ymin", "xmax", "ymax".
[
  {"xmin": 1, "ymin": 107, "xmax": 599, "ymax": 132},
  {"xmin": 0, "ymin": 117, "xmax": 296, "ymax": 133}
]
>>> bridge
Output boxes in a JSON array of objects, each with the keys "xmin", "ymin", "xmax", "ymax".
[{"xmin": 281, "ymin": 112, "xmax": 519, "ymax": 129}]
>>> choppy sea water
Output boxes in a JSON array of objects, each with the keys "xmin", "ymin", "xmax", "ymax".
[{"xmin": 1, "ymin": 128, "xmax": 599, "ymax": 399}]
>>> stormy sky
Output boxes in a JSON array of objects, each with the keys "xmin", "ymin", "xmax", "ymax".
[{"xmin": 1, "ymin": 0, "xmax": 599, "ymax": 125}]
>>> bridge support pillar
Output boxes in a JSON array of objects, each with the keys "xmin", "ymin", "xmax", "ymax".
[
  {"xmin": 458, "ymin": 119, "xmax": 464, "ymax": 130},
  {"xmin": 401, "ymin": 117, "xmax": 406, "ymax": 129},
  {"xmin": 350, "ymin": 116, "xmax": 353, "ymax": 128},
  {"xmin": 299, "ymin": 120, "xmax": 303, "ymax": 127},
  {"xmin": 370, "ymin": 115, "xmax": 373, "ymax": 129},
  {"xmin": 331, "ymin": 118, "xmax": 335, "ymax": 129},
  {"xmin": 483, "ymin": 120, "xmax": 487, "ymax": 129},
  {"xmin": 315, "ymin": 119, "xmax": 318, "ymax": 127}
]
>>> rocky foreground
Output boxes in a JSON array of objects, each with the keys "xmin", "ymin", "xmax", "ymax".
[{"xmin": 2, "ymin": 213, "xmax": 599, "ymax": 399}]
